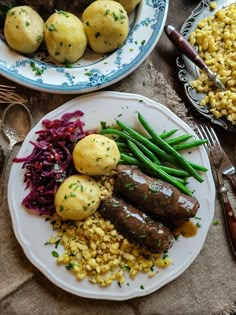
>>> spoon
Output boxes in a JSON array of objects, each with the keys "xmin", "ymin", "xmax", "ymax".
[{"xmin": 0, "ymin": 102, "xmax": 32, "ymax": 205}]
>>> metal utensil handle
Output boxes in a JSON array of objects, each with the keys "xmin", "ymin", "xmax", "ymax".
[
  {"xmin": 0, "ymin": 144, "xmax": 13, "ymax": 206},
  {"xmin": 220, "ymin": 190, "xmax": 236, "ymax": 256},
  {"xmin": 164, "ymin": 24, "xmax": 206, "ymax": 69}
]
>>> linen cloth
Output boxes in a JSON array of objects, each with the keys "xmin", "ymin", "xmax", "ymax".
[{"xmin": 0, "ymin": 58, "xmax": 235, "ymax": 315}]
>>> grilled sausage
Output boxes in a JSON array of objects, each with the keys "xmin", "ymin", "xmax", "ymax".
[
  {"xmin": 100, "ymin": 195, "xmax": 173, "ymax": 252},
  {"xmin": 115, "ymin": 165, "xmax": 200, "ymax": 226}
]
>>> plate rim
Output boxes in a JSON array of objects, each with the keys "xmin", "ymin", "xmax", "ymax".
[
  {"xmin": 7, "ymin": 91, "xmax": 216, "ymax": 300},
  {"xmin": 0, "ymin": 0, "xmax": 169, "ymax": 94}
]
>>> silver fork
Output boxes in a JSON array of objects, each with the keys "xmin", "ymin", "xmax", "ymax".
[
  {"xmin": 0, "ymin": 84, "xmax": 27, "ymax": 105},
  {"xmin": 197, "ymin": 123, "xmax": 236, "ymax": 256}
]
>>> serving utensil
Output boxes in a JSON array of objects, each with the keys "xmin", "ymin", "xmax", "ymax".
[
  {"xmin": 0, "ymin": 102, "xmax": 32, "ymax": 205},
  {"xmin": 197, "ymin": 123, "xmax": 236, "ymax": 256},
  {"xmin": 164, "ymin": 25, "xmax": 226, "ymax": 91}
]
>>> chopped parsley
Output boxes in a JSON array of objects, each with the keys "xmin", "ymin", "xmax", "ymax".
[
  {"xmin": 149, "ymin": 183, "xmax": 159, "ymax": 193},
  {"xmin": 112, "ymin": 12, "xmax": 118, "ymax": 21},
  {"xmin": 55, "ymin": 239, "xmax": 60, "ymax": 248},
  {"xmin": 124, "ymin": 182, "xmax": 135, "ymax": 190},
  {"xmin": 141, "ymin": 40, "xmax": 146, "ymax": 46},
  {"xmin": 64, "ymin": 59, "xmax": 73, "ymax": 68},
  {"xmin": 52, "ymin": 250, "xmax": 59, "ymax": 257},
  {"xmin": 56, "ymin": 10, "xmax": 69, "ymax": 17},
  {"xmin": 48, "ymin": 24, "xmax": 56, "ymax": 31},
  {"xmin": 121, "ymin": 265, "xmax": 131, "ymax": 272},
  {"xmin": 30, "ymin": 61, "xmax": 44, "ymax": 75}
]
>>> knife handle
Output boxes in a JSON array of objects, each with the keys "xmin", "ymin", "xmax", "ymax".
[
  {"xmin": 226, "ymin": 173, "xmax": 236, "ymax": 195},
  {"xmin": 221, "ymin": 193, "xmax": 236, "ymax": 256},
  {"xmin": 164, "ymin": 24, "xmax": 206, "ymax": 70}
]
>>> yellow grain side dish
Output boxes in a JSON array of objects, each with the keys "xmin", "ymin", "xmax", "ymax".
[
  {"xmin": 48, "ymin": 211, "xmax": 171, "ymax": 287},
  {"xmin": 189, "ymin": 4, "xmax": 236, "ymax": 124}
]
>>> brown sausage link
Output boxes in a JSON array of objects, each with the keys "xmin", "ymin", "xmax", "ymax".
[
  {"xmin": 115, "ymin": 165, "xmax": 200, "ymax": 226},
  {"xmin": 100, "ymin": 195, "xmax": 173, "ymax": 253}
]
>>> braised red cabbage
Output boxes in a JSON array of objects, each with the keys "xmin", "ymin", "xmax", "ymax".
[{"xmin": 13, "ymin": 110, "xmax": 86, "ymax": 215}]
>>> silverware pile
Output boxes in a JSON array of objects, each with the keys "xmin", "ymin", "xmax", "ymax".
[
  {"xmin": 0, "ymin": 84, "xmax": 27, "ymax": 105},
  {"xmin": 0, "ymin": 85, "xmax": 32, "ymax": 206},
  {"xmin": 197, "ymin": 123, "xmax": 236, "ymax": 256}
]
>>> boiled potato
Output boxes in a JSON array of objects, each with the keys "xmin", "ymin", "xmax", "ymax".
[
  {"xmin": 114, "ymin": 0, "xmax": 141, "ymax": 14},
  {"xmin": 82, "ymin": 0, "xmax": 129, "ymax": 54},
  {"xmin": 73, "ymin": 134, "xmax": 120, "ymax": 175},
  {"xmin": 44, "ymin": 11, "xmax": 87, "ymax": 63},
  {"xmin": 4, "ymin": 6, "xmax": 44, "ymax": 54},
  {"xmin": 55, "ymin": 174, "xmax": 101, "ymax": 220}
]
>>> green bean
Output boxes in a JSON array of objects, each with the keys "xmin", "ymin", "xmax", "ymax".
[
  {"xmin": 127, "ymin": 140, "xmax": 193, "ymax": 196},
  {"xmin": 120, "ymin": 153, "xmax": 144, "ymax": 166},
  {"xmin": 120, "ymin": 154, "xmax": 188, "ymax": 184},
  {"xmin": 133, "ymin": 140, "xmax": 161, "ymax": 164},
  {"xmin": 188, "ymin": 162, "xmax": 208, "ymax": 172},
  {"xmin": 158, "ymin": 165, "xmax": 190, "ymax": 177},
  {"xmin": 121, "ymin": 153, "xmax": 190, "ymax": 177},
  {"xmin": 116, "ymin": 141, "xmax": 129, "ymax": 148},
  {"xmin": 167, "ymin": 175, "xmax": 188, "ymax": 185},
  {"xmin": 102, "ymin": 126, "xmax": 177, "ymax": 165},
  {"xmin": 166, "ymin": 134, "xmax": 192, "ymax": 145},
  {"xmin": 118, "ymin": 131, "xmax": 161, "ymax": 164},
  {"xmin": 101, "ymin": 126, "xmax": 207, "ymax": 173},
  {"xmin": 136, "ymin": 113, "xmax": 204, "ymax": 183},
  {"xmin": 100, "ymin": 128, "xmax": 131, "ymax": 139},
  {"xmin": 172, "ymin": 139, "xmax": 208, "ymax": 151},
  {"xmin": 159, "ymin": 129, "xmax": 178, "ymax": 139}
]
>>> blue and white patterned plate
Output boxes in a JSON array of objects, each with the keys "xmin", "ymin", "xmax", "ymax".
[{"xmin": 0, "ymin": 0, "xmax": 169, "ymax": 94}]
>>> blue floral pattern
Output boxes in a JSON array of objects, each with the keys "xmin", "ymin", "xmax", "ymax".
[{"xmin": 0, "ymin": 0, "xmax": 169, "ymax": 93}]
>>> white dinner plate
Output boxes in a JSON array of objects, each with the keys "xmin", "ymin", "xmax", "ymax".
[
  {"xmin": 8, "ymin": 91, "xmax": 215, "ymax": 300},
  {"xmin": 0, "ymin": 0, "xmax": 169, "ymax": 94}
]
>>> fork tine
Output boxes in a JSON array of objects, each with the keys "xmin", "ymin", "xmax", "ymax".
[
  {"xmin": 0, "ymin": 84, "xmax": 27, "ymax": 104},
  {"xmin": 196, "ymin": 123, "xmax": 225, "ymax": 166},
  {"xmin": 197, "ymin": 123, "xmax": 222, "ymax": 151}
]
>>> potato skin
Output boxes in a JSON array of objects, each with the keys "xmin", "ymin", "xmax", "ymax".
[
  {"xmin": 113, "ymin": 0, "xmax": 141, "ymax": 14},
  {"xmin": 44, "ymin": 11, "xmax": 87, "ymax": 63},
  {"xmin": 55, "ymin": 174, "xmax": 101, "ymax": 220},
  {"xmin": 73, "ymin": 134, "xmax": 120, "ymax": 176},
  {"xmin": 82, "ymin": 0, "xmax": 129, "ymax": 54},
  {"xmin": 4, "ymin": 6, "xmax": 44, "ymax": 54}
]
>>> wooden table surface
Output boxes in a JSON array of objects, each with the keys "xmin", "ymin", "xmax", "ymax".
[{"xmin": 151, "ymin": 0, "xmax": 236, "ymax": 164}]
